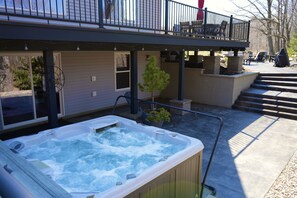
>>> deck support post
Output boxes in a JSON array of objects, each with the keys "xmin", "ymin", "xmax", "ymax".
[
  {"xmin": 43, "ymin": 50, "xmax": 59, "ymax": 128},
  {"xmin": 170, "ymin": 50, "xmax": 192, "ymax": 115},
  {"xmin": 210, "ymin": 50, "xmax": 215, "ymax": 56},
  {"xmin": 178, "ymin": 50, "xmax": 185, "ymax": 100},
  {"xmin": 227, "ymin": 51, "xmax": 243, "ymax": 73},
  {"xmin": 130, "ymin": 50, "xmax": 138, "ymax": 114}
]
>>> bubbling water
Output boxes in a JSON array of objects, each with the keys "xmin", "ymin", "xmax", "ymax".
[{"xmin": 19, "ymin": 126, "xmax": 185, "ymax": 193}]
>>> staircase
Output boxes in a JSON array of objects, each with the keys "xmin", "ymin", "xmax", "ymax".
[{"xmin": 233, "ymin": 73, "xmax": 297, "ymax": 120}]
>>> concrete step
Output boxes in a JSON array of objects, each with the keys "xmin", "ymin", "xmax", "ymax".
[
  {"xmin": 241, "ymin": 91, "xmax": 297, "ymax": 103},
  {"xmin": 238, "ymin": 95, "xmax": 297, "ymax": 108},
  {"xmin": 233, "ymin": 105, "xmax": 297, "ymax": 120},
  {"xmin": 251, "ymin": 84, "xmax": 297, "ymax": 93},
  {"xmin": 257, "ymin": 77, "xmax": 297, "ymax": 82},
  {"xmin": 258, "ymin": 73, "xmax": 297, "ymax": 77},
  {"xmin": 254, "ymin": 80, "xmax": 297, "ymax": 87},
  {"xmin": 235, "ymin": 100, "xmax": 297, "ymax": 114}
]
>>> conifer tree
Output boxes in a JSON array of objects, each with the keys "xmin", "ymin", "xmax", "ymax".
[{"xmin": 138, "ymin": 56, "xmax": 170, "ymax": 103}]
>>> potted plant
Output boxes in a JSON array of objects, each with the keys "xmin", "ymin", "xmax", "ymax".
[
  {"xmin": 138, "ymin": 56, "xmax": 171, "ymax": 126},
  {"xmin": 146, "ymin": 107, "xmax": 171, "ymax": 127}
]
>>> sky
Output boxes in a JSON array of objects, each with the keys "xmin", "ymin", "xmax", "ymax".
[{"xmin": 174, "ymin": 0, "xmax": 242, "ymax": 17}]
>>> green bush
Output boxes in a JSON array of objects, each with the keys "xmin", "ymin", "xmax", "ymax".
[
  {"xmin": 146, "ymin": 107, "xmax": 171, "ymax": 123},
  {"xmin": 13, "ymin": 68, "xmax": 31, "ymax": 90}
]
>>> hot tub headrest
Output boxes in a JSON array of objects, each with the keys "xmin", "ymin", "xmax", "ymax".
[{"xmin": 9, "ymin": 141, "xmax": 25, "ymax": 153}]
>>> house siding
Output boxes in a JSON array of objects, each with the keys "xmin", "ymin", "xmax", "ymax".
[{"xmin": 61, "ymin": 51, "xmax": 160, "ymax": 116}]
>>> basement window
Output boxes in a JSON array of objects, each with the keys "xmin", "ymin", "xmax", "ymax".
[{"xmin": 114, "ymin": 52, "xmax": 130, "ymax": 91}]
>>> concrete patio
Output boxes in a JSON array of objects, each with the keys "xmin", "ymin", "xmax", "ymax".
[{"xmin": 160, "ymin": 103, "xmax": 297, "ymax": 197}]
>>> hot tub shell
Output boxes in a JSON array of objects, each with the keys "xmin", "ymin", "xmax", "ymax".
[{"xmin": 1, "ymin": 115, "xmax": 204, "ymax": 198}]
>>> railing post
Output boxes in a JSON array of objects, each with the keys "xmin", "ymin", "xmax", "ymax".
[
  {"xmin": 203, "ymin": 7, "xmax": 208, "ymax": 38},
  {"xmin": 247, "ymin": 20, "xmax": 251, "ymax": 42},
  {"xmin": 165, "ymin": 0, "xmax": 169, "ymax": 34},
  {"xmin": 229, "ymin": 15, "xmax": 233, "ymax": 40},
  {"xmin": 98, "ymin": 0, "xmax": 104, "ymax": 28}
]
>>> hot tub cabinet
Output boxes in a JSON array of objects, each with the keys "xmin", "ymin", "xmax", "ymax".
[
  {"xmin": 1, "ymin": 116, "xmax": 204, "ymax": 198},
  {"xmin": 125, "ymin": 153, "xmax": 202, "ymax": 198}
]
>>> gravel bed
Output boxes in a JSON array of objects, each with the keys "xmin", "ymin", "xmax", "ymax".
[{"xmin": 264, "ymin": 151, "xmax": 297, "ymax": 198}]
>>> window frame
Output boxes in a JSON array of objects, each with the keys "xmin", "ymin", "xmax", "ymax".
[{"xmin": 114, "ymin": 51, "xmax": 131, "ymax": 91}]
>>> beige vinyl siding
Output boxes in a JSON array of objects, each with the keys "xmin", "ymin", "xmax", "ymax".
[{"xmin": 61, "ymin": 51, "xmax": 160, "ymax": 116}]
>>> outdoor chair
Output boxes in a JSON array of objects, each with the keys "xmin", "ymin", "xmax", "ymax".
[
  {"xmin": 191, "ymin": 20, "xmax": 203, "ymax": 37},
  {"xmin": 217, "ymin": 20, "xmax": 228, "ymax": 39},
  {"xmin": 253, "ymin": 51, "xmax": 267, "ymax": 62},
  {"xmin": 180, "ymin": 21, "xmax": 190, "ymax": 36}
]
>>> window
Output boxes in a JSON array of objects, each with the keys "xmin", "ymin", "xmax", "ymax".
[
  {"xmin": 115, "ymin": 52, "xmax": 130, "ymax": 90},
  {"xmin": 0, "ymin": 54, "xmax": 63, "ymax": 127}
]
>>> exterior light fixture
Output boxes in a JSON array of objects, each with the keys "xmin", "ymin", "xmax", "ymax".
[
  {"xmin": 77, "ymin": 45, "xmax": 80, "ymax": 51},
  {"xmin": 142, "ymin": 47, "xmax": 144, "ymax": 51},
  {"xmin": 114, "ymin": 46, "xmax": 117, "ymax": 51},
  {"xmin": 165, "ymin": 48, "xmax": 168, "ymax": 51},
  {"xmin": 24, "ymin": 43, "xmax": 28, "ymax": 51}
]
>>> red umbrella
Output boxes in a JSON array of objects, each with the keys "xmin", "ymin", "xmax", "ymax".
[{"xmin": 197, "ymin": 0, "xmax": 204, "ymax": 20}]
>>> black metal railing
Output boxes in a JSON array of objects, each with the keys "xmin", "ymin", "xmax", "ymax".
[{"xmin": 0, "ymin": 0, "xmax": 250, "ymax": 42}]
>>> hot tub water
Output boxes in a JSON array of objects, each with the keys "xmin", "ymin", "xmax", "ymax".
[{"xmin": 18, "ymin": 125, "xmax": 186, "ymax": 194}]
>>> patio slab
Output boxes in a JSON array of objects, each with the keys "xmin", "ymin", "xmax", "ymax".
[{"xmin": 161, "ymin": 103, "xmax": 297, "ymax": 198}]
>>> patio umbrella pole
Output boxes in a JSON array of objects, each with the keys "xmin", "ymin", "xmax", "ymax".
[{"xmin": 112, "ymin": 95, "xmax": 224, "ymax": 198}]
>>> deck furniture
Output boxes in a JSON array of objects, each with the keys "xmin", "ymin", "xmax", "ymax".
[
  {"xmin": 218, "ymin": 20, "xmax": 228, "ymax": 39},
  {"xmin": 180, "ymin": 21, "xmax": 191, "ymax": 36},
  {"xmin": 205, "ymin": 24, "xmax": 220, "ymax": 36},
  {"xmin": 191, "ymin": 20, "xmax": 203, "ymax": 37}
]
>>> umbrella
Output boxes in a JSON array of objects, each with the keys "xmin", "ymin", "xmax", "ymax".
[{"xmin": 197, "ymin": 0, "xmax": 204, "ymax": 20}]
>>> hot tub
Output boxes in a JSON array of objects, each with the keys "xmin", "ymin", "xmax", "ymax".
[{"xmin": 1, "ymin": 115, "xmax": 204, "ymax": 198}]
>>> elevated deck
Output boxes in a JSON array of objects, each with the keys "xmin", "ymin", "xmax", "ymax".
[{"xmin": 0, "ymin": 0, "xmax": 250, "ymax": 51}]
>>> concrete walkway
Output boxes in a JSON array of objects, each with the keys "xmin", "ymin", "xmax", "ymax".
[
  {"xmin": 243, "ymin": 61, "xmax": 297, "ymax": 73},
  {"xmin": 162, "ymin": 103, "xmax": 297, "ymax": 198}
]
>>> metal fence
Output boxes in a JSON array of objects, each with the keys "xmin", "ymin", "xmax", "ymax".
[{"xmin": 0, "ymin": 0, "xmax": 250, "ymax": 41}]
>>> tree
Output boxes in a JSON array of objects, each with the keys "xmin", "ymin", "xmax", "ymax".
[
  {"xmin": 287, "ymin": 33, "xmax": 297, "ymax": 56},
  {"xmin": 138, "ymin": 56, "xmax": 170, "ymax": 103},
  {"xmin": 12, "ymin": 56, "xmax": 44, "ymax": 90},
  {"xmin": 230, "ymin": 0, "xmax": 297, "ymax": 54}
]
